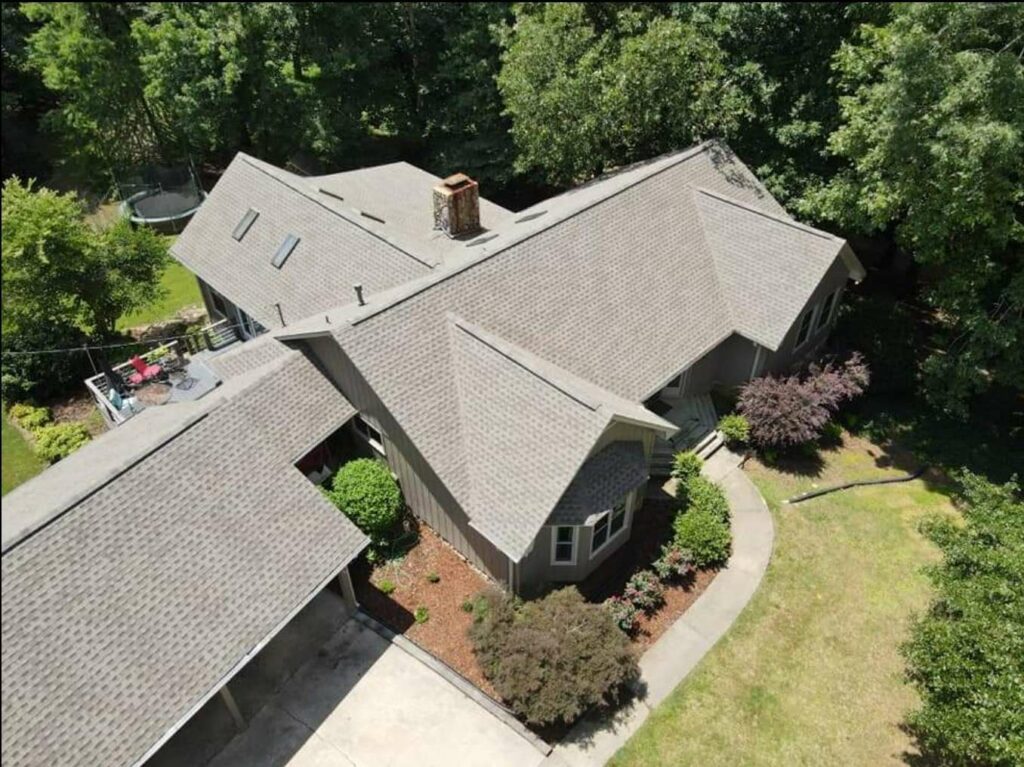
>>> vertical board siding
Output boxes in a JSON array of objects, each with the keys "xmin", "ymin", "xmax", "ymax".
[{"xmin": 304, "ymin": 337, "xmax": 509, "ymax": 583}]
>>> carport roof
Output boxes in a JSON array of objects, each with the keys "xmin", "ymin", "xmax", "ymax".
[{"xmin": 0, "ymin": 341, "xmax": 367, "ymax": 767}]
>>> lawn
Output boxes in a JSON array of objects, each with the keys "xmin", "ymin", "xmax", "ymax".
[
  {"xmin": 1, "ymin": 407, "xmax": 45, "ymax": 496},
  {"xmin": 117, "ymin": 255, "xmax": 203, "ymax": 330},
  {"xmin": 612, "ymin": 433, "xmax": 957, "ymax": 767}
]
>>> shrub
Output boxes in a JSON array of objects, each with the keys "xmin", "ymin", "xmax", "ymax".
[
  {"xmin": 717, "ymin": 413, "xmax": 750, "ymax": 447},
  {"xmin": 33, "ymin": 422, "xmax": 90, "ymax": 462},
  {"xmin": 414, "ymin": 606, "xmax": 430, "ymax": 624},
  {"xmin": 902, "ymin": 473, "xmax": 1024, "ymax": 767},
  {"xmin": 8, "ymin": 403, "xmax": 51, "ymax": 431},
  {"xmin": 470, "ymin": 588, "xmax": 638, "ymax": 725},
  {"xmin": 819, "ymin": 421, "xmax": 844, "ymax": 447},
  {"xmin": 328, "ymin": 458, "xmax": 404, "ymax": 544},
  {"xmin": 737, "ymin": 352, "xmax": 870, "ymax": 450},
  {"xmin": 652, "ymin": 544, "xmax": 694, "ymax": 581},
  {"xmin": 377, "ymin": 579, "xmax": 396, "ymax": 596},
  {"xmin": 685, "ymin": 475, "xmax": 730, "ymax": 522},
  {"xmin": 623, "ymin": 570, "xmax": 664, "ymax": 612},
  {"xmin": 461, "ymin": 599, "xmax": 475, "ymax": 613},
  {"xmin": 673, "ymin": 508, "xmax": 732, "ymax": 568},
  {"xmin": 603, "ymin": 595, "xmax": 640, "ymax": 633},
  {"xmin": 426, "ymin": 571, "xmax": 440, "ymax": 584},
  {"xmin": 671, "ymin": 450, "xmax": 703, "ymax": 484}
]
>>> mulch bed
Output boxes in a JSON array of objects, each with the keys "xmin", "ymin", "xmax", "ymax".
[
  {"xmin": 577, "ymin": 495, "xmax": 718, "ymax": 649},
  {"xmin": 352, "ymin": 523, "xmax": 498, "ymax": 698}
]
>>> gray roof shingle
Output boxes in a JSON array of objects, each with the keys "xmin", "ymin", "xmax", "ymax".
[
  {"xmin": 1, "ymin": 344, "xmax": 365, "ymax": 767},
  {"xmin": 549, "ymin": 442, "xmax": 649, "ymax": 526}
]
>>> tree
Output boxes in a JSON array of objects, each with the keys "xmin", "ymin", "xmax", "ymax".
[
  {"xmin": 804, "ymin": 4, "xmax": 1024, "ymax": 416},
  {"xmin": 22, "ymin": 2, "xmax": 171, "ymax": 175},
  {"xmin": 2, "ymin": 178, "xmax": 167, "ymax": 378},
  {"xmin": 497, "ymin": 3, "xmax": 765, "ymax": 186},
  {"xmin": 903, "ymin": 472, "xmax": 1024, "ymax": 766}
]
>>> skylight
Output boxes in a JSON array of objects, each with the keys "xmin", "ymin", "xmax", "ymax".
[
  {"xmin": 232, "ymin": 208, "xmax": 259, "ymax": 241},
  {"xmin": 271, "ymin": 234, "xmax": 300, "ymax": 269}
]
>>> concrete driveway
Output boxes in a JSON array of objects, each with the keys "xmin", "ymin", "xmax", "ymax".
[{"xmin": 209, "ymin": 614, "xmax": 545, "ymax": 767}]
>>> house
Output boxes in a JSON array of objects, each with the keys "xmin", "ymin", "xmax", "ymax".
[
  {"xmin": 0, "ymin": 140, "xmax": 862, "ymax": 767},
  {"xmin": 174, "ymin": 139, "xmax": 862, "ymax": 589}
]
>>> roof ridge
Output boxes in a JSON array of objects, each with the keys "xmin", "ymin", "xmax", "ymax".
[
  {"xmin": 303, "ymin": 141, "xmax": 718, "ymax": 332},
  {"xmin": 695, "ymin": 187, "xmax": 840, "ymax": 241},
  {"xmin": 447, "ymin": 314, "xmax": 600, "ymax": 413},
  {"xmin": 239, "ymin": 155, "xmax": 438, "ymax": 269}
]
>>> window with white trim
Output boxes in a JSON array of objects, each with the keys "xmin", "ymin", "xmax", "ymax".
[
  {"xmin": 353, "ymin": 415, "xmax": 386, "ymax": 455},
  {"xmin": 591, "ymin": 492, "xmax": 631, "ymax": 556},
  {"xmin": 818, "ymin": 290, "xmax": 838, "ymax": 330},
  {"xmin": 551, "ymin": 526, "xmax": 576, "ymax": 565},
  {"xmin": 794, "ymin": 306, "xmax": 815, "ymax": 348}
]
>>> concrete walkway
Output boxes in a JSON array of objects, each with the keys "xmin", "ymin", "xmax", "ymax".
[
  {"xmin": 548, "ymin": 448, "xmax": 774, "ymax": 767},
  {"xmin": 210, "ymin": 616, "xmax": 546, "ymax": 767}
]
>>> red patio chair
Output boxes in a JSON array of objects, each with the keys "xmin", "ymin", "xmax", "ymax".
[{"xmin": 127, "ymin": 355, "xmax": 163, "ymax": 386}]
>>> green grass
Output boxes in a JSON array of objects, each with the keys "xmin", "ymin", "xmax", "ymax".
[
  {"xmin": 2, "ymin": 407, "xmax": 45, "ymax": 496},
  {"xmin": 612, "ymin": 433, "xmax": 957, "ymax": 767},
  {"xmin": 117, "ymin": 256, "xmax": 203, "ymax": 330}
]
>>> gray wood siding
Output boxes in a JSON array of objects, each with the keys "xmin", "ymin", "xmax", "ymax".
[{"xmin": 303, "ymin": 336, "xmax": 510, "ymax": 583}]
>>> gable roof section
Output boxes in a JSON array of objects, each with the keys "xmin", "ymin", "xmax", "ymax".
[
  {"xmin": 695, "ymin": 188, "xmax": 861, "ymax": 348},
  {"xmin": 171, "ymin": 154, "xmax": 432, "ymax": 330},
  {"xmin": 447, "ymin": 316, "xmax": 672, "ymax": 558},
  {"xmin": 1, "ymin": 343, "xmax": 365, "ymax": 767}
]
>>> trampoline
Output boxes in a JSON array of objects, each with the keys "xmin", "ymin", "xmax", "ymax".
[{"xmin": 117, "ymin": 163, "xmax": 206, "ymax": 234}]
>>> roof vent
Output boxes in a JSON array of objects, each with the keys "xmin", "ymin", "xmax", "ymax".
[
  {"xmin": 271, "ymin": 234, "xmax": 300, "ymax": 269},
  {"xmin": 432, "ymin": 173, "xmax": 480, "ymax": 238}
]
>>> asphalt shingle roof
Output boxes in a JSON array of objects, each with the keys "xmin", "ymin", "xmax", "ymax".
[
  {"xmin": 290, "ymin": 141, "xmax": 859, "ymax": 558},
  {"xmin": 549, "ymin": 442, "xmax": 649, "ymax": 526},
  {"xmin": 1, "ymin": 344, "xmax": 365, "ymax": 767}
]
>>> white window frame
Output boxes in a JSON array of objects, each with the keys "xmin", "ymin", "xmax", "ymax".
[
  {"xmin": 353, "ymin": 414, "xmax": 386, "ymax": 455},
  {"xmin": 817, "ymin": 288, "xmax": 840, "ymax": 331},
  {"xmin": 589, "ymin": 491, "xmax": 633, "ymax": 557},
  {"xmin": 794, "ymin": 305, "xmax": 817, "ymax": 350},
  {"xmin": 550, "ymin": 525, "xmax": 578, "ymax": 566}
]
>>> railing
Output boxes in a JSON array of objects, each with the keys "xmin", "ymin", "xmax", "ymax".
[{"xmin": 84, "ymin": 319, "xmax": 240, "ymax": 427}]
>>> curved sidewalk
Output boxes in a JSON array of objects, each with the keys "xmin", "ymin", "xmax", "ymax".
[{"xmin": 548, "ymin": 449, "xmax": 774, "ymax": 767}]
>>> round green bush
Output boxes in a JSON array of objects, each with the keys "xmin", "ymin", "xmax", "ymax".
[
  {"xmin": 329, "ymin": 458, "xmax": 404, "ymax": 543},
  {"xmin": 673, "ymin": 507, "xmax": 732, "ymax": 568},
  {"xmin": 671, "ymin": 450, "xmax": 703, "ymax": 484},
  {"xmin": 33, "ymin": 422, "xmax": 90, "ymax": 462},
  {"xmin": 717, "ymin": 413, "xmax": 750, "ymax": 447},
  {"xmin": 684, "ymin": 475, "xmax": 730, "ymax": 522}
]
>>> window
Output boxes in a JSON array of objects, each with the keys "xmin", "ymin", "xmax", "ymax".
[
  {"xmin": 271, "ymin": 234, "xmax": 300, "ymax": 269},
  {"xmin": 610, "ymin": 497, "xmax": 628, "ymax": 536},
  {"xmin": 591, "ymin": 513, "xmax": 610, "ymax": 554},
  {"xmin": 794, "ymin": 307, "xmax": 815, "ymax": 348},
  {"xmin": 232, "ymin": 208, "xmax": 259, "ymax": 241},
  {"xmin": 828, "ymin": 288, "xmax": 842, "ymax": 324},
  {"xmin": 818, "ymin": 291, "xmax": 837, "ymax": 330},
  {"xmin": 354, "ymin": 415, "xmax": 385, "ymax": 455},
  {"xmin": 591, "ymin": 493, "xmax": 631, "ymax": 556},
  {"xmin": 551, "ymin": 526, "xmax": 576, "ymax": 565}
]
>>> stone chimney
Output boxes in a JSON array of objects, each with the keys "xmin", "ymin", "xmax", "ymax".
[{"xmin": 432, "ymin": 173, "xmax": 480, "ymax": 238}]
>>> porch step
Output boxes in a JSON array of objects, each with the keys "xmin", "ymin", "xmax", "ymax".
[{"xmin": 649, "ymin": 392, "xmax": 721, "ymax": 476}]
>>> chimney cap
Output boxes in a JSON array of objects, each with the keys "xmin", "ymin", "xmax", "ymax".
[{"xmin": 440, "ymin": 173, "xmax": 474, "ymax": 192}]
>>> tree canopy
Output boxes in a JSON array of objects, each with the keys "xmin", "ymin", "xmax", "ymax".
[{"xmin": 2, "ymin": 1, "xmax": 1021, "ymax": 415}]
